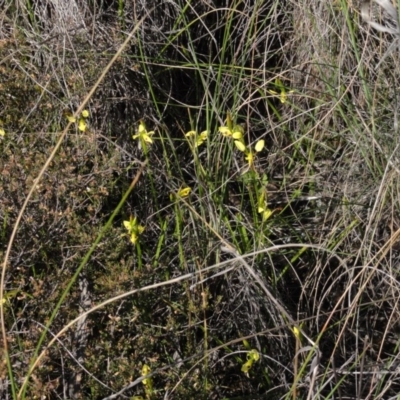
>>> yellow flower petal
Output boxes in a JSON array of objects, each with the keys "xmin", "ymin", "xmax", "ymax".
[
  {"xmin": 133, "ymin": 122, "xmax": 155, "ymax": 148},
  {"xmin": 248, "ymin": 349, "xmax": 260, "ymax": 361},
  {"xmin": 138, "ymin": 122, "xmax": 146, "ymax": 133},
  {"xmin": 78, "ymin": 119, "xmax": 87, "ymax": 132},
  {"xmin": 232, "ymin": 131, "xmax": 243, "ymax": 140},
  {"xmin": 124, "ymin": 217, "xmax": 145, "ymax": 241},
  {"xmin": 178, "ymin": 187, "xmax": 191, "ymax": 197},
  {"xmin": 66, "ymin": 114, "xmax": 76, "ymax": 123},
  {"xmin": 195, "ymin": 138, "xmax": 204, "ymax": 147},
  {"xmin": 234, "ymin": 140, "xmax": 246, "ymax": 152},
  {"xmin": 245, "ymin": 152, "xmax": 254, "ymax": 166},
  {"xmin": 142, "ymin": 364, "xmax": 151, "ymax": 375},
  {"xmin": 130, "ymin": 233, "xmax": 139, "ymax": 244},
  {"xmin": 255, "ymin": 139, "xmax": 265, "ymax": 152},
  {"xmin": 185, "ymin": 130, "xmax": 196, "ymax": 137},
  {"xmin": 292, "ymin": 326, "xmax": 302, "ymax": 340},
  {"xmin": 241, "ymin": 359, "xmax": 253, "ymax": 374},
  {"xmin": 219, "ymin": 126, "xmax": 232, "ymax": 136},
  {"xmin": 81, "ymin": 110, "xmax": 89, "ymax": 118},
  {"xmin": 0, "ymin": 128, "xmax": 5, "ymax": 137},
  {"xmin": 142, "ymin": 134, "xmax": 153, "ymax": 144},
  {"xmin": 195, "ymin": 131, "xmax": 208, "ymax": 147},
  {"xmin": 142, "ymin": 364, "xmax": 151, "ymax": 385}
]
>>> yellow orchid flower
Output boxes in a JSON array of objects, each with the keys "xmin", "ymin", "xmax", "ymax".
[
  {"xmin": 141, "ymin": 364, "xmax": 152, "ymax": 386},
  {"xmin": 218, "ymin": 125, "xmax": 243, "ymax": 138},
  {"xmin": 248, "ymin": 140, "xmax": 265, "ymax": 167},
  {"xmin": 64, "ymin": 110, "xmax": 90, "ymax": 130},
  {"xmin": 241, "ymin": 349, "xmax": 260, "ymax": 376},
  {"xmin": 141, "ymin": 363, "xmax": 154, "ymax": 397},
  {"xmin": 257, "ymin": 187, "xmax": 272, "ymax": 221},
  {"xmin": 78, "ymin": 118, "xmax": 87, "ymax": 132},
  {"xmin": 219, "ymin": 114, "xmax": 265, "ymax": 168},
  {"xmin": 64, "ymin": 110, "xmax": 76, "ymax": 123},
  {"xmin": 123, "ymin": 216, "xmax": 145, "ymax": 244},
  {"xmin": 268, "ymin": 78, "xmax": 294, "ymax": 104},
  {"xmin": 133, "ymin": 121, "xmax": 154, "ymax": 143},
  {"xmin": 132, "ymin": 121, "xmax": 155, "ymax": 151},
  {"xmin": 196, "ymin": 130, "xmax": 208, "ymax": 147},
  {"xmin": 0, "ymin": 119, "xmax": 5, "ymax": 137},
  {"xmin": 185, "ymin": 130, "xmax": 208, "ymax": 147},
  {"xmin": 170, "ymin": 186, "xmax": 191, "ymax": 201},
  {"xmin": 177, "ymin": 187, "xmax": 191, "ymax": 198},
  {"xmin": 258, "ymin": 206, "xmax": 273, "ymax": 222},
  {"xmin": 245, "ymin": 151, "xmax": 255, "ymax": 167}
]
